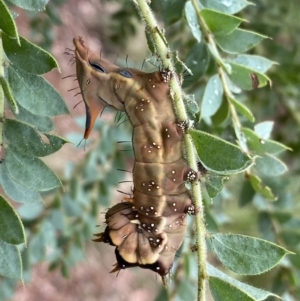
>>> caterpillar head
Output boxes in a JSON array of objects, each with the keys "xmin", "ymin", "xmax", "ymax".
[{"xmin": 73, "ymin": 37, "xmax": 171, "ymax": 138}]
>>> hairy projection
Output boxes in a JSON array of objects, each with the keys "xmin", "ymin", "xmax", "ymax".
[{"xmin": 73, "ymin": 37, "xmax": 198, "ymax": 281}]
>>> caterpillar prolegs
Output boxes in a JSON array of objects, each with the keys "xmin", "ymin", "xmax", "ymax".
[{"xmin": 73, "ymin": 37, "xmax": 199, "ymax": 281}]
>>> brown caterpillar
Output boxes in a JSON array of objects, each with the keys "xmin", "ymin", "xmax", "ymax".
[{"xmin": 73, "ymin": 37, "xmax": 198, "ymax": 282}]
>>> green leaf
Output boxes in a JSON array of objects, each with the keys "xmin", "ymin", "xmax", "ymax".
[
  {"xmin": 229, "ymin": 97, "xmax": 255, "ymax": 122},
  {"xmin": 13, "ymin": 102, "xmax": 54, "ymax": 132},
  {"xmin": 208, "ymin": 264, "xmax": 280, "ymax": 300},
  {"xmin": 162, "ymin": 0, "xmax": 185, "ymax": 25},
  {"xmin": 185, "ymin": 1, "xmax": 202, "ymax": 43},
  {"xmin": 200, "ymin": 0, "xmax": 250, "ymax": 14},
  {"xmin": 0, "ymin": 195, "xmax": 25, "ymax": 245},
  {"xmin": 183, "ymin": 42, "xmax": 209, "ymax": 88},
  {"xmin": 210, "ymin": 233, "xmax": 293, "ymax": 275},
  {"xmin": 204, "ymin": 173, "xmax": 228, "ymax": 198},
  {"xmin": 184, "ymin": 94, "xmax": 199, "ymax": 119},
  {"xmin": 215, "ymin": 29, "xmax": 267, "ymax": 54},
  {"xmin": 0, "ymin": 76, "xmax": 18, "ymax": 113},
  {"xmin": 190, "ymin": 129, "xmax": 252, "ymax": 174},
  {"xmin": 0, "ymin": 164, "xmax": 42, "ymax": 203},
  {"xmin": 210, "ymin": 276, "xmax": 256, "ymax": 301},
  {"xmin": 201, "ymin": 74, "xmax": 223, "ymax": 118},
  {"xmin": 5, "ymin": 147, "xmax": 61, "ymax": 191},
  {"xmin": 8, "ymin": 65, "xmax": 69, "ymax": 116},
  {"xmin": 228, "ymin": 55, "xmax": 277, "ymax": 73},
  {"xmin": 17, "ymin": 203, "xmax": 44, "ymax": 221},
  {"xmin": 228, "ymin": 62, "xmax": 271, "ymax": 90},
  {"xmin": 2, "ymin": 34, "xmax": 58, "ymax": 74},
  {"xmin": 200, "ymin": 9, "xmax": 243, "ymax": 36},
  {"xmin": 211, "ymin": 97, "xmax": 229, "ymax": 125},
  {"xmin": 255, "ymin": 154, "xmax": 288, "ymax": 177},
  {"xmin": 0, "ymin": 0, "xmax": 19, "ymax": 42},
  {"xmin": 242, "ymin": 127, "xmax": 291, "ymax": 155},
  {"xmin": 4, "ymin": 119, "xmax": 68, "ymax": 157},
  {"xmin": 5, "ymin": 0, "xmax": 49, "ymax": 11},
  {"xmin": 248, "ymin": 173, "xmax": 277, "ymax": 201},
  {"xmin": 0, "ymin": 239, "xmax": 22, "ymax": 279},
  {"xmin": 254, "ymin": 121, "xmax": 274, "ymax": 139}
]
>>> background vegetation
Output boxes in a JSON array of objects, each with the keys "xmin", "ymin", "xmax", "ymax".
[{"xmin": 0, "ymin": 0, "xmax": 299, "ymax": 300}]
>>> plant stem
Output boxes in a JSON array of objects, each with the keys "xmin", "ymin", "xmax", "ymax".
[
  {"xmin": 191, "ymin": 0, "xmax": 248, "ymax": 153},
  {"xmin": 132, "ymin": 1, "xmax": 207, "ymax": 300}
]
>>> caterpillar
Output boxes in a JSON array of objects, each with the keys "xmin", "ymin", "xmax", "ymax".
[{"xmin": 73, "ymin": 37, "xmax": 198, "ymax": 282}]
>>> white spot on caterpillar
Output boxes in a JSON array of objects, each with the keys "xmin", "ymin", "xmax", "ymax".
[
  {"xmin": 156, "ymin": 267, "xmax": 160, "ymax": 270},
  {"xmin": 148, "ymin": 150, "xmax": 151, "ymax": 153},
  {"xmin": 141, "ymin": 109, "xmax": 144, "ymax": 111},
  {"xmin": 150, "ymin": 207, "xmax": 154, "ymax": 210},
  {"xmin": 130, "ymin": 219, "xmax": 140, "ymax": 224},
  {"xmin": 172, "ymin": 170, "xmax": 175, "ymax": 174},
  {"xmin": 148, "ymin": 188, "xmax": 151, "ymax": 191},
  {"xmin": 173, "ymin": 203, "xmax": 176, "ymax": 206},
  {"xmin": 152, "ymin": 85, "xmax": 156, "ymax": 88},
  {"xmin": 149, "ymin": 79, "xmax": 152, "ymax": 81},
  {"xmin": 151, "ymin": 224, "xmax": 154, "ymax": 227}
]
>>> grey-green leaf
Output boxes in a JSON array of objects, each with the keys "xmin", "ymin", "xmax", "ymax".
[
  {"xmin": 5, "ymin": 0, "xmax": 49, "ymax": 12},
  {"xmin": 0, "ymin": 76, "xmax": 18, "ymax": 113},
  {"xmin": 248, "ymin": 173, "xmax": 277, "ymax": 201},
  {"xmin": 183, "ymin": 42, "xmax": 209, "ymax": 88},
  {"xmin": 208, "ymin": 264, "xmax": 280, "ymax": 300},
  {"xmin": 229, "ymin": 97, "xmax": 255, "ymax": 122},
  {"xmin": 228, "ymin": 55, "xmax": 277, "ymax": 73},
  {"xmin": 211, "ymin": 233, "xmax": 293, "ymax": 275},
  {"xmin": 210, "ymin": 276, "xmax": 256, "ymax": 301},
  {"xmin": 5, "ymin": 147, "xmax": 61, "ymax": 191},
  {"xmin": 255, "ymin": 154, "xmax": 288, "ymax": 177},
  {"xmin": 4, "ymin": 119, "xmax": 68, "ymax": 157},
  {"xmin": 8, "ymin": 65, "xmax": 69, "ymax": 116},
  {"xmin": 0, "ymin": 239, "xmax": 22, "ymax": 279},
  {"xmin": 201, "ymin": 74, "xmax": 223, "ymax": 118},
  {"xmin": 190, "ymin": 129, "xmax": 252, "ymax": 174},
  {"xmin": 0, "ymin": 0, "xmax": 19, "ymax": 42},
  {"xmin": 254, "ymin": 121, "xmax": 274, "ymax": 139},
  {"xmin": 185, "ymin": 1, "xmax": 202, "ymax": 43},
  {"xmin": 0, "ymin": 195, "xmax": 25, "ymax": 245},
  {"xmin": 229, "ymin": 62, "xmax": 271, "ymax": 90},
  {"xmin": 0, "ymin": 164, "xmax": 43, "ymax": 203},
  {"xmin": 215, "ymin": 29, "xmax": 267, "ymax": 54},
  {"xmin": 242, "ymin": 127, "xmax": 291, "ymax": 155},
  {"xmin": 162, "ymin": 0, "xmax": 185, "ymax": 25},
  {"xmin": 200, "ymin": 0, "xmax": 250, "ymax": 14},
  {"xmin": 3, "ymin": 34, "xmax": 58, "ymax": 74},
  {"xmin": 200, "ymin": 8, "xmax": 243, "ymax": 36},
  {"xmin": 13, "ymin": 102, "xmax": 54, "ymax": 132}
]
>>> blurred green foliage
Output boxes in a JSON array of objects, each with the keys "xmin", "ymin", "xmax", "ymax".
[{"xmin": 0, "ymin": 0, "xmax": 300, "ymax": 300}]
